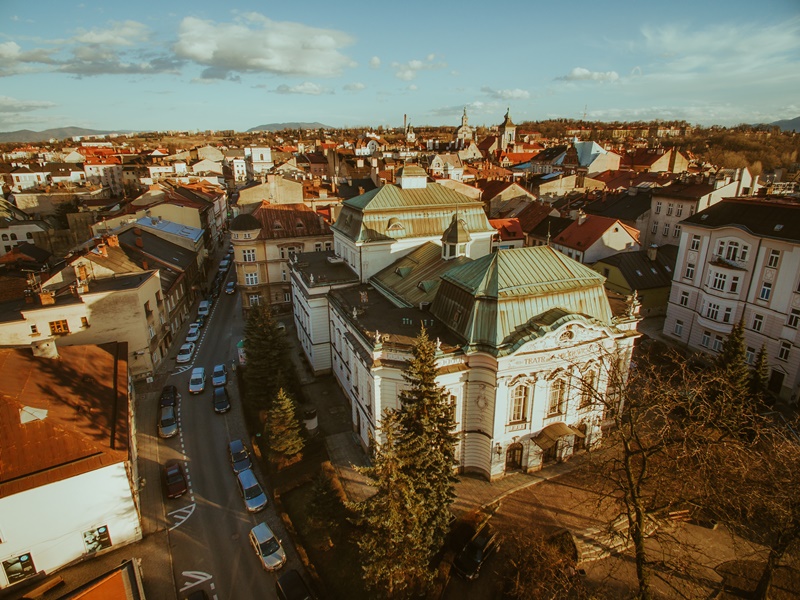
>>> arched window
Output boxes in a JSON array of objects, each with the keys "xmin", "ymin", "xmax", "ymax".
[
  {"xmin": 510, "ymin": 385, "xmax": 528, "ymax": 422},
  {"xmin": 548, "ymin": 379, "xmax": 566, "ymax": 416},
  {"xmin": 1, "ymin": 234, "xmax": 7, "ymax": 241},
  {"xmin": 26, "ymin": 232, "xmax": 33, "ymax": 239},
  {"xmin": 10, "ymin": 233, "xmax": 17, "ymax": 241}
]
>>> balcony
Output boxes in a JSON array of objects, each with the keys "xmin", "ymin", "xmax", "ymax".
[{"xmin": 709, "ymin": 254, "xmax": 747, "ymax": 271}]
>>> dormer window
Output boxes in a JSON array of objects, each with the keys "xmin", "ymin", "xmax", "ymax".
[
  {"xmin": 296, "ymin": 221, "xmax": 304, "ymax": 229},
  {"xmin": 273, "ymin": 222, "xmax": 282, "ymax": 230},
  {"xmin": 387, "ymin": 217, "xmax": 404, "ymax": 231}
]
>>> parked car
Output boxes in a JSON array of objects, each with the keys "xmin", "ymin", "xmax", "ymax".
[
  {"xmin": 276, "ymin": 569, "xmax": 316, "ymax": 600},
  {"xmin": 163, "ymin": 460, "xmax": 188, "ymax": 498},
  {"xmin": 197, "ymin": 300, "xmax": 211, "ymax": 317},
  {"xmin": 176, "ymin": 343, "xmax": 196, "ymax": 364},
  {"xmin": 249, "ymin": 522, "xmax": 286, "ymax": 571},
  {"xmin": 158, "ymin": 405, "xmax": 178, "ymax": 438},
  {"xmin": 225, "ymin": 281, "xmax": 237, "ymax": 295},
  {"xmin": 218, "ymin": 259, "xmax": 231, "ymax": 273},
  {"xmin": 229, "ymin": 439, "xmax": 252, "ymax": 474},
  {"xmin": 186, "ymin": 323, "xmax": 201, "ymax": 343},
  {"xmin": 194, "ymin": 315, "xmax": 205, "ymax": 328},
  {"xmin": 159, "ymin": 384, "xmax": 179, "ymax": 408},
  {"xmin": 212, "ymin": 386, "xmax": 231, "ymax": 413},
  {"xmin": 188, "ymin": 367, "xmax": 206, "ymax": 394},
  {"xmin": 236, "ymin": 468, "xmax": 268, "ymax": 512},
  {"xmin": 211, "ymin": 364, "xmax": 227, "ymax": 387},
  {"xmin": 452, "ymin": 522, "xmax": 499, "ymax": 580}
]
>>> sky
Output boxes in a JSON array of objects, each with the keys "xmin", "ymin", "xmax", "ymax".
[{"xmin": 1, "ymin": 0, "xmax": 799, "ymax": 133}]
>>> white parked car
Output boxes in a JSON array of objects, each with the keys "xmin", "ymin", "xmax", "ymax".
[
  {"xmin": 198, "ymin": 300, "xmax": 211, "ymax": 317},
  {"xmin": 176, "ymin": 343, "xmax": 195, "ymax": 364},
  {"xmin": 186, "ymin": 323, "xmax": 201, "ymax": 343},
  {"xmin": 188, "ymin": 367, "xmax": 206, "ymax": 394}
]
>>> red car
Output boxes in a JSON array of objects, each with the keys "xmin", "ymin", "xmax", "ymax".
[{"xmin": 163, "ymin": 460, "xmax": 188, "ymax": 499}]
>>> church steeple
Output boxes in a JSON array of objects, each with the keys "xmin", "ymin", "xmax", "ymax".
[
  {"xmin": 499, "ymin": 107, "xmax": 516, "ymax": 151},
  {"xmin": 462, "ymin": 106, "xmax": 468, "ymax": 127}
]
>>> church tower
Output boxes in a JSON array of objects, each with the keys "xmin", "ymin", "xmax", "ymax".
[
  {"xmin": 498, "ymin": 108, "xmax": 516, "ymax": 151},
  {"xmin": 455, "ymin": 106, "xmax": 474, "ymax": 143}
]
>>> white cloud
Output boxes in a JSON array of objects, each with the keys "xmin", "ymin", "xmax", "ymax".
[
  {"xmin": 74, "ymin": 21, "xmax": 149, "ymax": 47},
  {"xmin": 407, "ymin": 84, "xmax": 417, "ymax": 91},
  {"xmin": 557, "ymin": 67, "xmax": 620, "ymax": 82},
  {"xmin": 343, "ymin": 82, "xmax": 365, "ymax": 91},
  {"xmin": 174, "ymin": 15, "xmax": 356, "ymax": 79},
  {"xmin": 429, "ymin": 101, "xmax": 494, "ymax": 118},
  {"xmin": 0, "ymin": 96, "xmax": 56, "ymax": 113},
  {"xmin": 391, "ymin": 55, "xmax": 447, "ymax": 81},
  {"xmin": 481, "ymin": 86, "xmax": 530, "ymax": 100},
  {"xmin": 369, "ymin": 56, "xmax": 380, "ymax": 69},
  {"xmin": 274, "ymin": 82, "xmax": 333, "ymax": 95}
]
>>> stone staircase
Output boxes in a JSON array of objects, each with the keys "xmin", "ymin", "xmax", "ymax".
[{"xmin": 572, "ymin": 514, "xmax": 660, "ymax": 564}]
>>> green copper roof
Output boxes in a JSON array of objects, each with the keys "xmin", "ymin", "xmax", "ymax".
[{"xmin": 431, "ymin": 246, "xmax": 613, "ymax": 352}]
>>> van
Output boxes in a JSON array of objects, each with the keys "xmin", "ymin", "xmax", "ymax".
[{"xmin": 236, "ymin": 468, "xmax": 267, "ymax": 512}]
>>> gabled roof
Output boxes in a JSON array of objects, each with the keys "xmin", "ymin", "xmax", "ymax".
[
  {"xmin": 489, "ymin": 218, "xmax": 524, "ymax": 241},
  {"xmin": 682, "ymin": 198, "xmax": 800, "ymax": 242},
  {"xmin": 593, "ymin": 245, "xmax": 679, "ymax": 290},
  {"xmin": 553, "ymin": 215, "xmax": 640, "ymax": 250},
  {"xmin": 516, "ymin": 202, "xmax": 559, "ymax": 233},
  {"xmin": 653, "ymin": 181, "xmax": 716, "ymax": 200},
  {"xmin": 0, "ymin": 342, "xmax": 130, "ymax": 498},
  {"xmin": 583, "ymin": 189, "xmax": 653, "ymax": 222},
  {"xmin": 529, "ymin": 215, "xmax": 573, "ymax": 240},
  {"xmin": 530, "ymin": 145, "xmax": 567, "ymax": 164}
]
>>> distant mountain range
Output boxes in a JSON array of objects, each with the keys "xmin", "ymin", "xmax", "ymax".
[
  {"xmin": 0, "ymin": 127, "xmax": 127, "ymax": 144},
  {"xmin": 770, "ymin": 116, "xmax": 800, "ymax": 132},
  {"xmin": 246, "ymin": 122, "xmax": 330, "ymax": 132}
]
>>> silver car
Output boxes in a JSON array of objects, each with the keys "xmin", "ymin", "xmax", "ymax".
[
  {"xmin": 237, "ymin": 468, "xmax": 267, "ymax": 512},
  {"xmin": 249, "ymin": 522, "xmax": 286, "ymax": 571},
  {"xmin": 188, "ymin": 367, "xmax": 206, "ymax": 394},
  {"xmin": 158, "ymin": 405, "xmax": 178, "ymax": 438}
]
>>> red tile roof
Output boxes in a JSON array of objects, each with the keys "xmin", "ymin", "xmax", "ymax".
[
  {"xmin": 0, "ymin": 343, "xmax": 130, "ymax": 498},
  {"xmin": 489, "ymin": 218, "xmax": 524, "ymax": 241},
  {"xmin": 554, "ymin": 214, "xmax": 640, "ymax": 249},
  {"xmin": 251, "ymin": 202, "xmax": 331, "ymax": 240}
]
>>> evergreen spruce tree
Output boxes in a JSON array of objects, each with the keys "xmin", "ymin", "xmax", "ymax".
[
  {"xmin": 242, "ymin": 303, "xmax": 295, "ymax": 413},
  {"xmin": 355, "ymin": 411, "xmax": 430, "ymax": 598},
  {"xmin": 267, "ymin": 388, "xmax": 305, "ymax": 457},
  {"xmin": 750, "ymin": 343, "xmax": 770, "ymax": 405},
  {"xmin": 395, "ymin": 327, "xmax": 458, "ymax": 556},
  {"xmin": 712, "ymin": 319, "xmax": 751, "ymax": 431}
]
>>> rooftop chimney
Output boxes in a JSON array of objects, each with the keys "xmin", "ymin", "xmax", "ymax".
[
  {"xmin": 97, "ymin": 243, "xmax": 108, "ymax": 257},
  {"xmin": 647, "ymin": 244, "xmax": 658, "ymax": 261},
  {"xmin": 577, "ymin": 210, "xmax": 587, "ymax": 225},
  {"xmin": 105, "ymin": 234, "xmax": 120, "ymax": 247},
  {"xmin": 39, "ymin": 291, "xmax": 56, "ymax": 306},
  {"xmin": 135, "ymin": 236, "xmax": 144, "ymax": 248}
]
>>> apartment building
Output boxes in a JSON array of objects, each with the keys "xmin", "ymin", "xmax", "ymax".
[{"xmin": 663, "ymin": 198, "xmax": 800, "ymax": 400}]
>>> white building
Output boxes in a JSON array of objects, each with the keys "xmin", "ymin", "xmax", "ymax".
[
  {"xmin": 0, "ymin": 342, "xmax": 141, "ymax": 590},
  {"xmin": 291, "ymin": 167, "xmax": 640, "ymax": 480},
  {"xmin": 663, "ymin": 198, "xmax": 800, "ymax": 400}
]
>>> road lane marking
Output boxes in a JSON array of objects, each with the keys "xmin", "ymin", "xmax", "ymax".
[
  {"xmin": 179, "ymin": 571, "xmax": 213, "ymax": 592},
  {"xmin": 168, "ymin": 503, "xmax": 196, "ymax": 531}
]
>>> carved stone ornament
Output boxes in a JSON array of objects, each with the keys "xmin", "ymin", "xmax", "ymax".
[{"xmin": 476, "ymin": 383, "xmax": 488, "ymax": 410}]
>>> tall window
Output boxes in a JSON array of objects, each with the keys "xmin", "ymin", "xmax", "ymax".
[
  {"xmin": 680, "ymin": 291, "xmax": 689, "ymax": 306},
  {"xmin": 745, "ymin": 347, "xmax": 755, "ymax": 365},
  {"xmin": 767, "ymin": 249, "xmax": 780, "ymax": 268},
  {"xmin": 701, "ymin": 331, "xmax": 711, "ymax": 347},
  {"xmin": 580, "ymin": 372, "xmax": 595, "ymax": 408},
  {"xmin": 673, "ymin": 319, "xmax": 684, "ymax": 336},
  {"xmin": 283, "ymin": 291, "xmax": 291, "ymax": 303},
  {"xmin": 651, "ymin": 221, "xmax": 658, "ymax": 234},
  {"xmin": 723, "ymin": 307, "xmax": 732, "ymax": 323},
  {"xmin": 673, "ymin": 225, "xmax": 681, "ymax": 238},
  {"xmin": 676, "ymin": 205, "xmax": 684, "ymax": 217},
  {"xmin": 684, "ymin": 263, "xmax": 695, "ymax": 279},
  {"xmin": 690, "ymin": 235, "xmax": 701, "ymax": 251},
  {"xmin": 706, "ymin": 303, "xmax": 720, "ymax": 320},
  {"xmin": 510, "ymin": 385, "xmax": 528, "ymax": 422},
  {"xmin": 667, "ymin": 203, "xmax": 674, "ymax": 216},
  {"xmin": 548, "ymin": 379, "xmax": 566, "ymax": 415},
  {"xmin": 655, "ymin": 201, "xmax": 662, "ymax": 214},
  {"xmin": 663, "ymin": 223, "xmax": 670, "ymax": 236},
  {"xmin": 778, "ymin": 341, "xmax": 791, "ymax": 361},
  {"xmin": 788, "ymin": 308, "xmax": 800, "ymax": 329},
  {"xmin": 730, "ymin": 276, "xmax": 740, "ymax": 293},
  {"xmin": 712, "ymin": 272, "xmax": 727, "ymax": 290},
  {"xmin": 759, "ymin": 282, "xmax": 772, "ymax": 301},
  {"xmin": 248, "ymin": 294, "xmax": 261, "ymax": 306},
  {"xmin": 713, "ymin": 335, "xmax": 724, "ymax": 352},
  {"xmin": 244, "ymin": 272, "xmax": 258, "ymax": 285},
  {"xmin": 242, "ymin": 249, "xmax": 256, "ymax": 262},
  {"xmin": 752, "ymin": 313, "xmax": 764, "ymax": 332}
]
